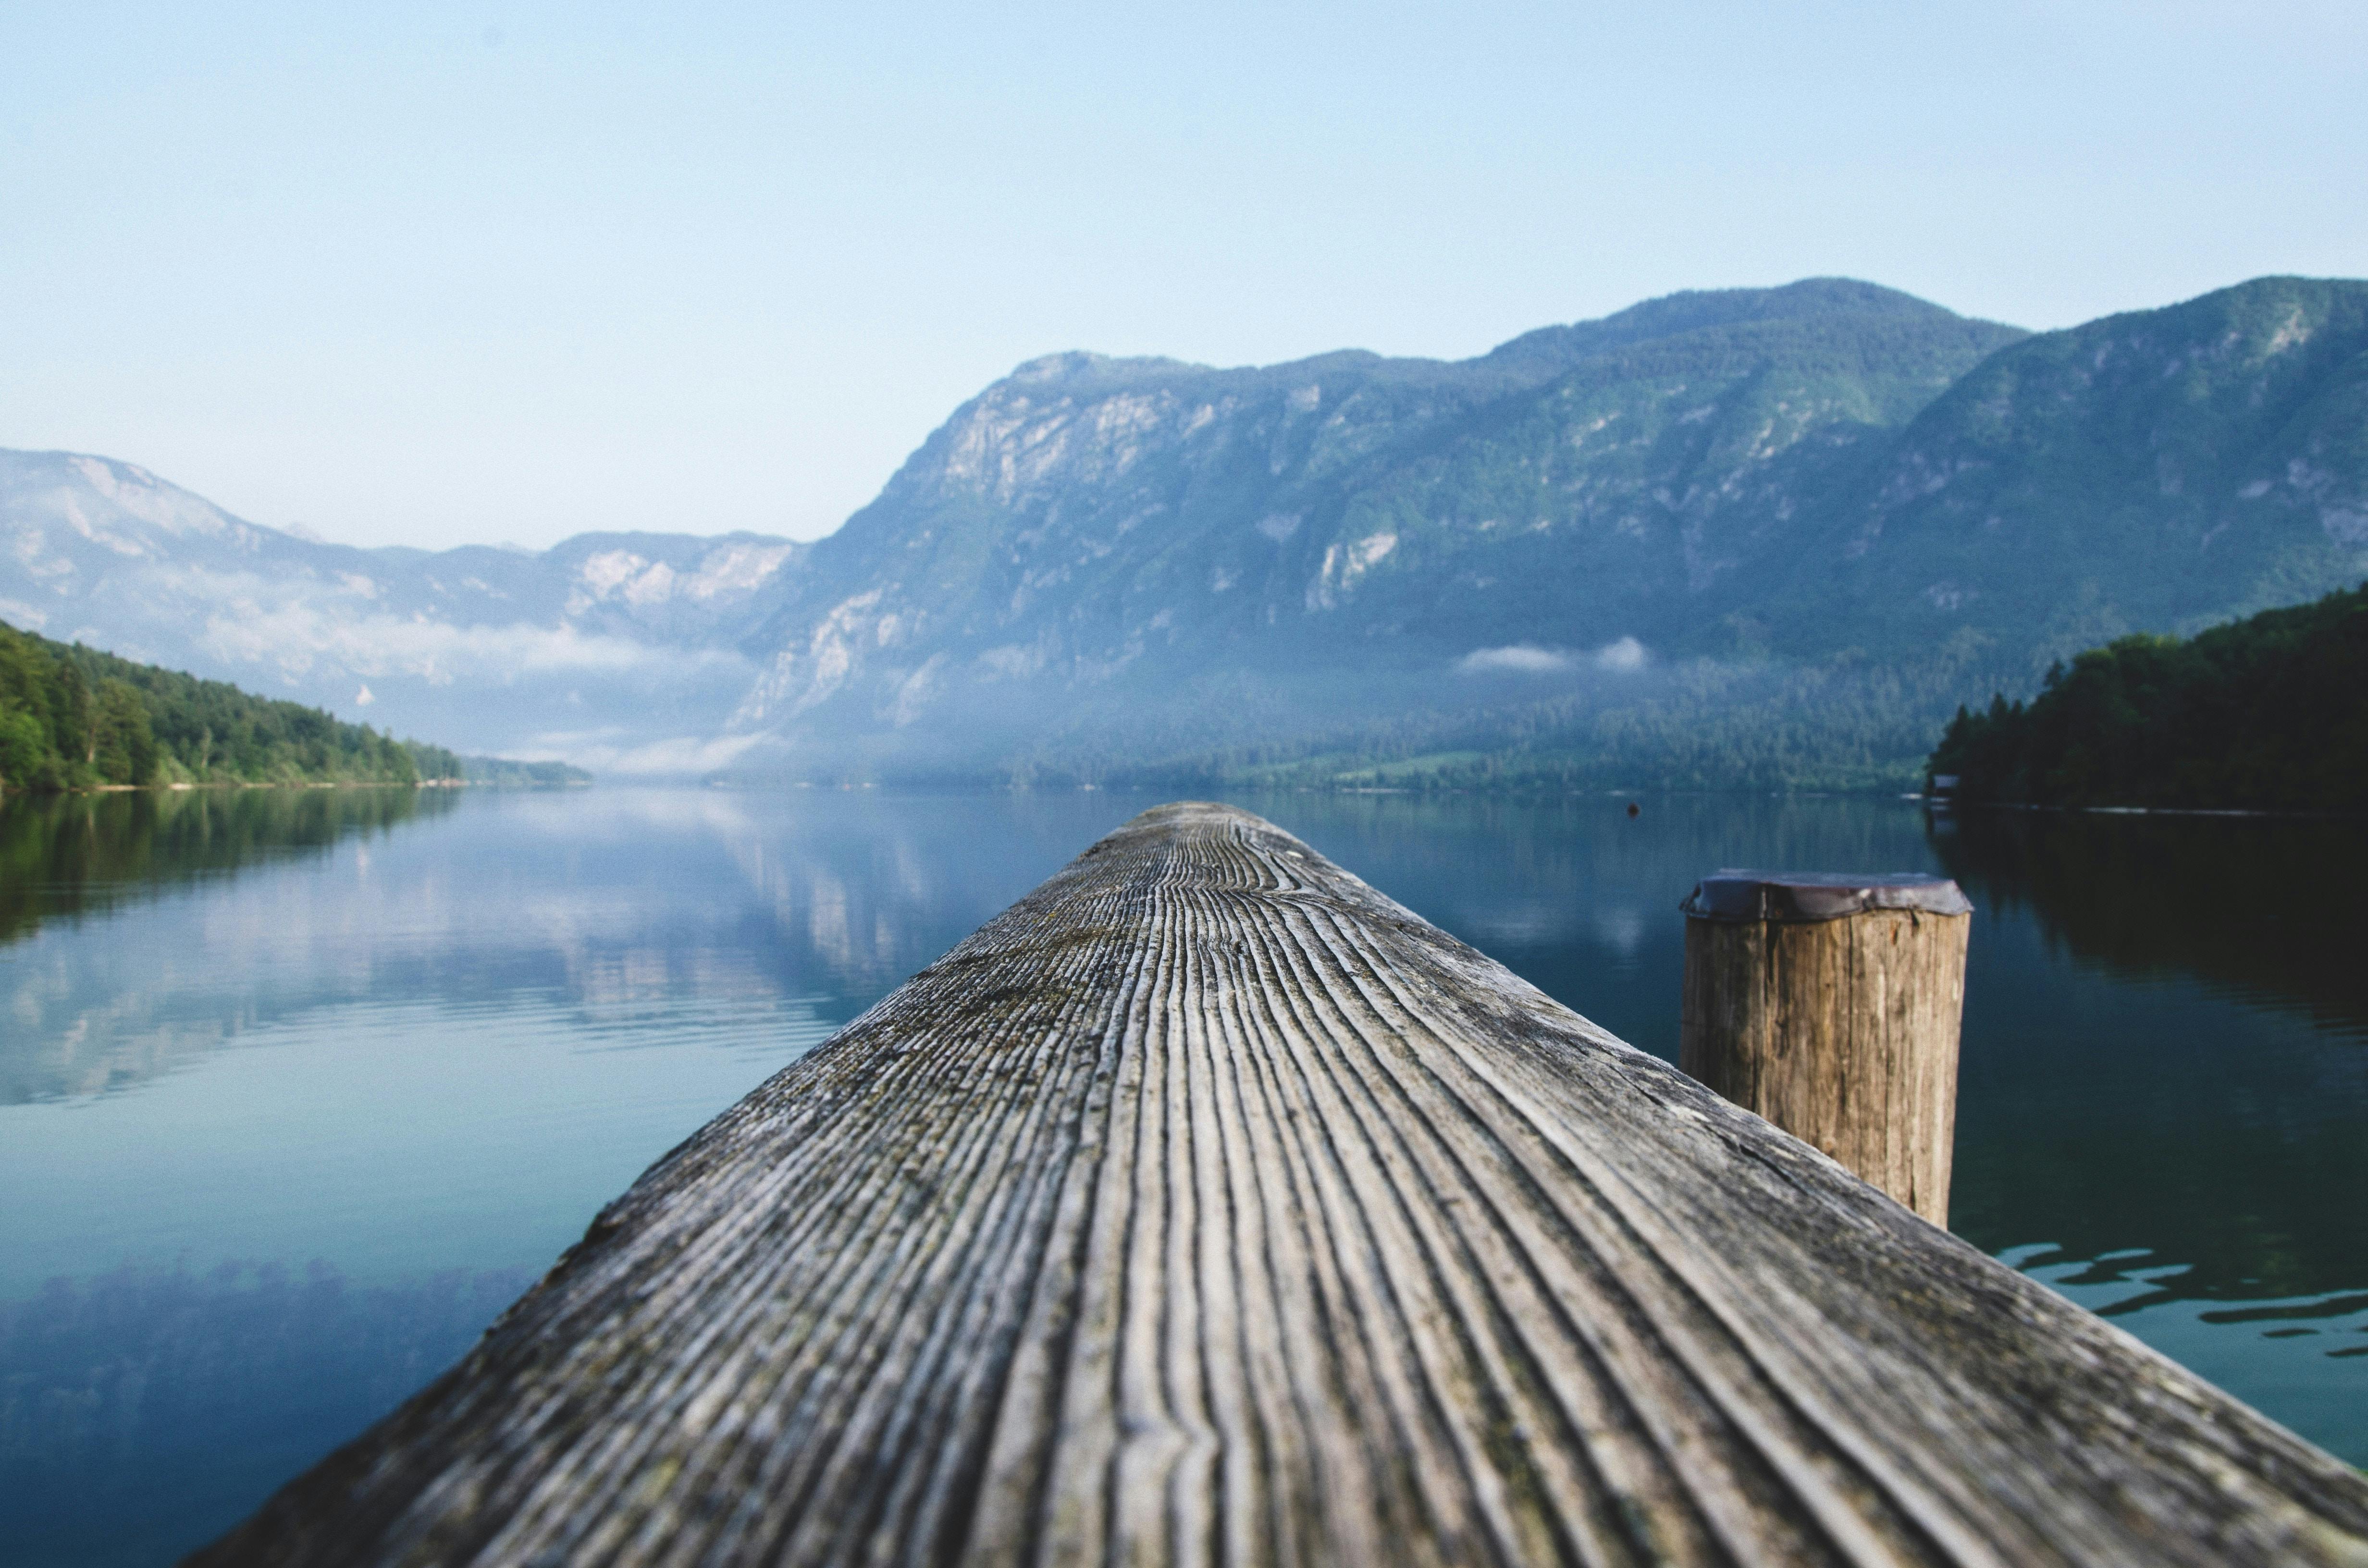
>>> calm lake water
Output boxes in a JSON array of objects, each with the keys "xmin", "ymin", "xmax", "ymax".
[{"xmin": 3, "ymin": 786, "xmax": 2364, "ymax": 1565}]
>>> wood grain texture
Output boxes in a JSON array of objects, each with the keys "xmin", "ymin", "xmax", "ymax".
[
  {"xmin": 1679, "ymin": 909, "xmax": 1968, "ymax": 1225},
  {"xmin": 191, "ymin": 802, "xmax": 2368, "ymax": 1568}
]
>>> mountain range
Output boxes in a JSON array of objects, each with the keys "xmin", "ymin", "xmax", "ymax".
[
  {"xmin": 0, "ymin": 452, "xmax": 802, "ymax": 771},
  {"xmin": 7, "ymin": 273, "xmax": 2366, "ymax": 787}
]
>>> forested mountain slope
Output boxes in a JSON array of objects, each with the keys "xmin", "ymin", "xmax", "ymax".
[
  {"xmin": 0, "ymin": 618, "xmax": 444, "ymax": 791},
  {"xmin": 1759, "ymin": 276, "xmax": 2368, "ymax": 666}
]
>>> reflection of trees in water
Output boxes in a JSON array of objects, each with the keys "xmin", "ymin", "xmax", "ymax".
[
  {"xmin": 1932, "ymin": 806, "xmax": 2368, "ymax": 1308},
  {"xmin": 1929, "ymin": 806, "xmax": 2368, "ymax": 1035},
  {"xmin": 0, "ymin": 788, "xmax": 455, "ymax": 947},
  {"xmin": 0, "ymin": 789, "xmax": 465, "ymax": 1103},
  {"xmin": 0, "ymin": 789, "xmax": 1114, "ymax": 1106},
  {"xmin": 0, "ymin": 1260, "xmax": 531, "ymax": 1568}
]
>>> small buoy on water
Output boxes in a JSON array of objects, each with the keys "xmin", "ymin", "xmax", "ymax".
[{"xmin": 1626, "ymin": 801, "xmax": 1641, "ymax": 818}]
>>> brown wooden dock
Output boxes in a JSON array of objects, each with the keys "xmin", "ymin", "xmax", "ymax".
[{"xmin": 193, "ymin": 802, "xmax": 2368, "ymax": 1566}]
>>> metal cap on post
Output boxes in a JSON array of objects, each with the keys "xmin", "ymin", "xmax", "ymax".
[{"xmin": 1679, "ymin": 870, "xmax": 1972, "ymax": 1226}]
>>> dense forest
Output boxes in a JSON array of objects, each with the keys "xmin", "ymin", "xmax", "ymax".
[
  {"xmin": 0, "ymin": 619, "xmax": 553, "ymax": 793},
  {"xmin": 1927, "ymin": 583, "xmax": 2368, "ymax": 811}
]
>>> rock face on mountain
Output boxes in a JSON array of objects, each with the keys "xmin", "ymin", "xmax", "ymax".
[
  {"xmin": 8, "ymin": 275, "xmax": 2366, "ymax": 786},
  {"xmin": 731, "ymin": 281, "xmax": 2025, "ymax": 773},
  {"xmin": 0, "ymin": 451, "xmax": 802, "ymax": 765},
  {"xmin": 726, "ymin": 275, "xmax": 2368, "ymax": 786}
]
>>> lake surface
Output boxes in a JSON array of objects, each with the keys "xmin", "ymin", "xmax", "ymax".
[{"xmin": 3, "ymin": 786, "xmax": 2364, "ymax": 1565}]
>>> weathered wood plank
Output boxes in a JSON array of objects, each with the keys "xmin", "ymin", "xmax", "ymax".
[{"xmin": 192, "ymin": 802, "xmax": 2368, "ymax": 1567}]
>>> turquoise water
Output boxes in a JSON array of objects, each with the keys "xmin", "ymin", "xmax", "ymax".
[{"xmin": 2, "ymin": 787, "xmax": 2363, "ymax": 1565}]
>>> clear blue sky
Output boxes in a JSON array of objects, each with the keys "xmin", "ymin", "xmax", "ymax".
[{"xmin": 3, "ymin": 1, "xmax": 2362, "ymax": 551}]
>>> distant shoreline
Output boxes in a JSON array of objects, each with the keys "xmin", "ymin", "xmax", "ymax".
[
  {"xmin": 17, "ymin": 777, "xmax": 593, "ymax": 797},
  {"xmin": 1929, "ymin": 796, "xmax": 2362, "ymax": 822}
]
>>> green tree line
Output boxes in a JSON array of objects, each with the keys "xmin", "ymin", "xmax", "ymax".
[
  {"xmin": 1928, "ymin": 582, "xmax": 2368, "ymax": 811},
  {"xmin": 0, "ymin": 618, "xmax": 466, "ymax": 793}
]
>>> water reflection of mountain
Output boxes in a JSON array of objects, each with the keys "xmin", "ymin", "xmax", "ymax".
[
  {"xmin": 1929, "ymin": 807, "xmax": 2368, "ymax": 1037},
  {"xmin": 1933, "ymin": 807, "xmax": 2368, "ymax": 1309},
  {"xmin": 3, "ymin": 788, "xmax": 1954, "ymax": 1103},
  {"xmin": 0, "ymin": 790, "xmax": 1157, "ymax": 1104},
  {"xmin": 0, "ymin": 788, "xmax": 456, "ymax": 947}
]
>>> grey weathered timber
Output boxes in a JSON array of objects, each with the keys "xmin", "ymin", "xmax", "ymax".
[
  {"xmin": 1679, "ymin": 872, "xmax": 1972, "ymax": 1226},
  {"xmin": 193, "ymin": 803, "xmax": 2368, "ymax": 1568}
]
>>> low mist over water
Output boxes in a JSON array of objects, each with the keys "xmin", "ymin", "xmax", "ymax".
[{"xmin": 2, "ymin": 787, "xmax": 2363, "ymax": 1565}]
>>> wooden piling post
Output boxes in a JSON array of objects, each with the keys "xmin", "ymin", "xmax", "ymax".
[
  {"xmin": 1680, "ymin": 871, "xmax": 1972, "ymax": 1225},
  {"xmin": 194, "ymin": 808, "xmax": 2368, "ymax": 1568}
]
